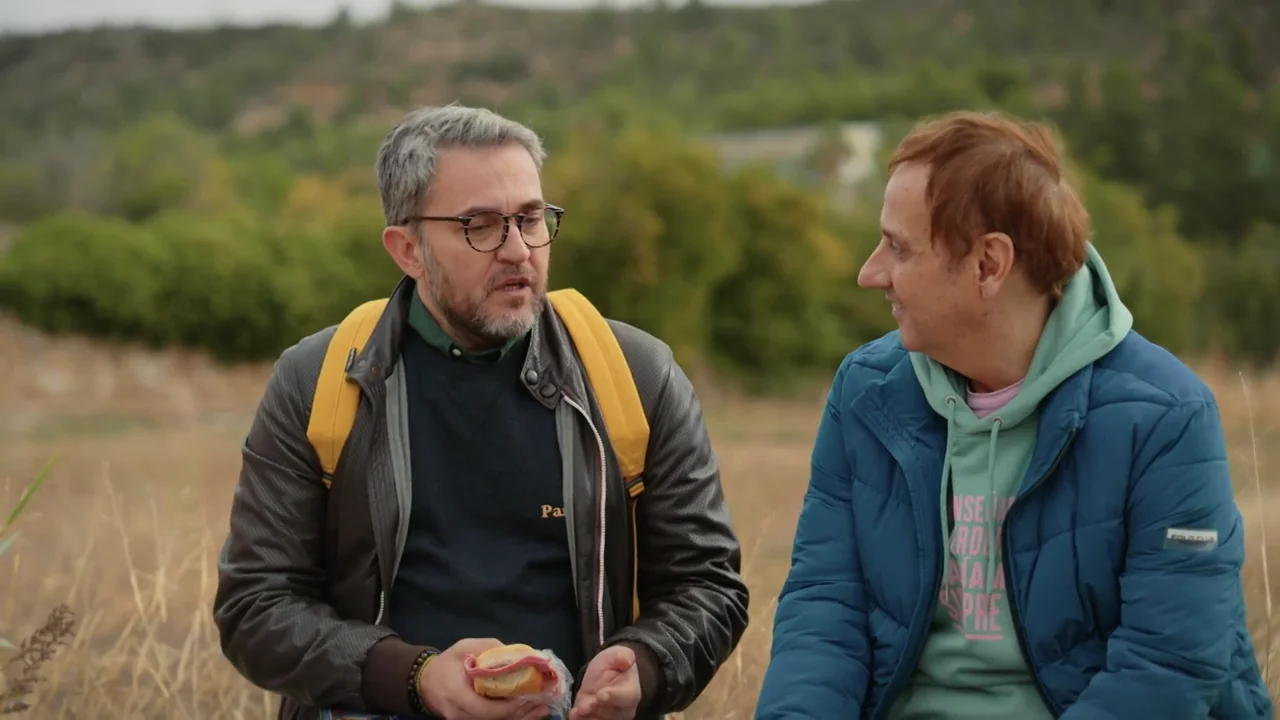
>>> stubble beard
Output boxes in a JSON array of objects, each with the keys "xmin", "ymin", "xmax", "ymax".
[{"xmin": 423, "ymin": 245, "xmax": 543, "ymax": 349}]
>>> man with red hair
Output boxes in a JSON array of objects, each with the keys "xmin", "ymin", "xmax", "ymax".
[{"xmin": 755, "ymin": 111, "xmax": 1271, "ymax": 719}]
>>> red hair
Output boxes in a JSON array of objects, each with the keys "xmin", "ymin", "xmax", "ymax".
[{"xmin": 887, "ymin": 111, "xmax": 1090, "ymax": 298}]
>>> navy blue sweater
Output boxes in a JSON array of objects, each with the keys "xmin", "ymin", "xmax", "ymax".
[{"xmin": 388, "ymin": 300, "xmax": 585, "ymax": 682}]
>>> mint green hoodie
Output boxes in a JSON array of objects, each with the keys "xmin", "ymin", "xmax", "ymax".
[{"xmin": 886, "ymin": 244, "xmax": 1134, "ymax": 719}]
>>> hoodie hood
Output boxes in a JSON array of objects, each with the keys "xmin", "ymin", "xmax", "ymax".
[
  {"xmin": 911, "ymin": 243, "xmax": 1134, "ymax": 432},
  {"xmin": 910, "ymin": 242, "xmax": 1133, "ymax": 612}
]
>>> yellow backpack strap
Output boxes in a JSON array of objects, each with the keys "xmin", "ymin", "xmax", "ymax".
[
  {"xmin": 548, "ymin": 288, "xmax": 649, "ymax": 487},
  {"xmin": 307, "ymin": 298, "xmax": 388, "ymax": 487},
  {"xmin": 547, "ymin": 288, "xmax": 650, "ymax": 621}
]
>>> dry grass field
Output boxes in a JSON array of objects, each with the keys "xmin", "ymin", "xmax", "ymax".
[{"xmin": 1, "ymin": 315, "xmax": 1278, "ymax": 718}]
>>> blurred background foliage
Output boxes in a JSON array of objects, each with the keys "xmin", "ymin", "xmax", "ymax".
[{"xmin": 0, "ymin": 0, "xmax": 1277, "ymax": 393}]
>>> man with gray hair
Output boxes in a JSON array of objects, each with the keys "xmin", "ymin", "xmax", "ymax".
[{"xmin": 213, "ymin": 104, "xmax": 748, "ymax": 720}]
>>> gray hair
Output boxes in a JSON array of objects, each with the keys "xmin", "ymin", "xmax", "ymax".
[{"xmin": 375, "ymin": 103, "xmax": 548, "ymax": 226}]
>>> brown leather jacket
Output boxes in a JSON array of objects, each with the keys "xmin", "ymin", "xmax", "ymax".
[{"xmin": 212, "ymin": 277, "xmax": 749, "ymax": 719}]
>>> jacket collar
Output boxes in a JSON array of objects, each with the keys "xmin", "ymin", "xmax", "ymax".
[
  {"xmin": 523, "ymin": 288, "xmax": 590, "ymax": 411},
  {"xmin": 347, "ymin": 275, "xmax": 587, "ymax": 411},
  {"xmin": 850, "ymin": 333, "xmax": 1092, "ymax": 491}
]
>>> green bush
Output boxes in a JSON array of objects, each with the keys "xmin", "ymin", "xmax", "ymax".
[
  {"xmin": 142, "ymin": 210, "xmax": 298, "ymax": 361},
  {"xmin": 1079, "ymin": 172, "xmax": 1206, "ymax": 355},
  {"xmin": 1202, "ymin": 222, "xmax": 1280, "ymax": 367},
  {"xmin": 0, "ymin": 213, "xmax": 174, "ymax": 344},
  {"xmin": 545, "ymin": 120, "xmax": 745, "ymax": 365}
]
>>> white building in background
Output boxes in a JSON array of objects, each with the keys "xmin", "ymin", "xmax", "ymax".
[{"xmin": 702, "ymin": 120, "xmax": 886, "ymax": 210}]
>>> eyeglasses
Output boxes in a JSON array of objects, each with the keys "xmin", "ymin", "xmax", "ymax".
[{"xmin": 402, "ymin": 204, "xmax": 565, "ymax": 253}]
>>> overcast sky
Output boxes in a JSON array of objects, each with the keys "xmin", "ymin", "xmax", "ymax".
[{"xmin": 1, "ymin": 0, "xmax": 818, "ymax": 34}]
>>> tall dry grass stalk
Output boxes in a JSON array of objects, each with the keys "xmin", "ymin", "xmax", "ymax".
[
  {"xmin": 0, "ymin": 454, "xmax": 280, "ymax": 718},
  {"xmin": 1241, "ymin": 372, "xmax": 1274, "ymax": 691},
  {"xmin": 0, "ymin": 457, "xmax": 77, "ymax": 716},
  {"xmin": 0, "ymin": 604, "xmax": 77, "ymax": 714}
]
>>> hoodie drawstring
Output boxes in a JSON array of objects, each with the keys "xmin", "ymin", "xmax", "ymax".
[
  {"xmin": 940, "ymin": 396, "xmax": 959, "ymax": 557},
  {"xmin": 985, "ymin": 418, "xmax": 1003, "ymax": 596}
]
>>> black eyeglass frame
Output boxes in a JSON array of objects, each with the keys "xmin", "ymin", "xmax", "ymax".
[{"xmin": 400, "ymin": 203, "xmax": 565, "ymax": 253}]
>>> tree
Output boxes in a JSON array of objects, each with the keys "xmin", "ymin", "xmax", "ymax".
[
  {"xmin": 91, "ymin": 114, "xmax": 234, "ymax": 222},
  {"xmin": 1080, "ymin": 171, "xmax": 1204, "ymax": 354},
  {"xmin": 709, "ymin": 164, "xmax": 856, "ymax": 390}
]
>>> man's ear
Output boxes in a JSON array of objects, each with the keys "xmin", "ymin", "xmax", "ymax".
[
  {"xmin": 383, "ymin": 224, "xmax": 423, "ymax": 277},
  {"xmin": 975, "ymin": 231, "xmax": 1016, "ymax": 300}
]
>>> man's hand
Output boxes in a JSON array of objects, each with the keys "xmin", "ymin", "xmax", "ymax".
[
  {"xmin": 419, "ymin": 638, "xmax": 548, "ymax": 720},
  {"xmin": 568, "ymin": 645, "xmax": 642, "ymax": 720}
]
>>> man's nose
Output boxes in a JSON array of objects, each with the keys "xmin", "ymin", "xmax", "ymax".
[
  {"xmin": 857, "ymin": 247, "xmax": 887, "ymax": 289},
  {"xmin": 495, "ymin": 219, "xmax": 532, "ymax": 264}
]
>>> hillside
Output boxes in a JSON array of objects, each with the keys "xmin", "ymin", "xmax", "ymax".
[{"xmin": 1, "ymin": 0, "xmax": 1276, "ymax": 148}]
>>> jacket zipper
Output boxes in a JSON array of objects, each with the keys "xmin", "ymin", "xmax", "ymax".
[
  {"xmin": 562, "ymin": 393, "xmax": 608, "ymax": 650},
  {"xmin": 877, "ymin": 499, "xmax": 949, "ymax": 717},
  {"xmin": 1001, "ymin": 428, "xmax": 1077, "ymax": 717}
]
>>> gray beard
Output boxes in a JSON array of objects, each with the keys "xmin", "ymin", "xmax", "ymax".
[{"xmin": 421, "ymin": 239, "xmax": 541, "ymax": 349}]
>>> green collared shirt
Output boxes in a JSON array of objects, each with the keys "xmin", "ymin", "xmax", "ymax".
[{"xmin": 407, "ymin": 294, "xmax": 528, "ymax": 363}]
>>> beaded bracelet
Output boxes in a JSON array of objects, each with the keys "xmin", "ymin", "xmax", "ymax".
[{"xmin": 407, "ymin": 649, "xmax": 438, "ymax": 716}]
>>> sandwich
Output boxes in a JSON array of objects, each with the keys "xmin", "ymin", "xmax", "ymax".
[{"xmin": 465, "ymin": 643, "xmax": 558, "ymax": 698}]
